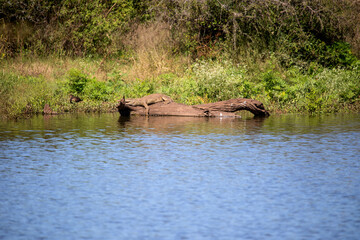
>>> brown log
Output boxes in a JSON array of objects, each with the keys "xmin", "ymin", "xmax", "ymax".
[
  {"xmin": 194, "ymin": 98, "xmax": 270, "ymax": 117},
  {"xmin": 43, "ymin": 104, "xmax": 57, "ymax": 115},
  {"xmin": 117, "ymin": 96, "xmax": 269, "ymax": 118}
]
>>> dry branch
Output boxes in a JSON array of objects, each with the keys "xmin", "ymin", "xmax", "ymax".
[{"xmin": 117, "ymin": 95, "xmax": 270, "ymax": 118}]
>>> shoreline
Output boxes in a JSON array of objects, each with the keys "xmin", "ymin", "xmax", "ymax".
[
  {"xmin": 1, "ymin": 57, "xmax": 359, "ymax": 119},
  {"xmin": 2, "ymin": 101, "xmax": 359, "ymax": 120}
]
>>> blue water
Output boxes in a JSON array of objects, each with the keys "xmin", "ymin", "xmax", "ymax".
[{"xmin": 0, "ymin": 113, "xmax": 360, "ymax": 239}]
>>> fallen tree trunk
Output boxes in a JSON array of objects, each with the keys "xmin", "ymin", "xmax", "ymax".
[
  {"xmin": 117, "ymin": 96, "xmax": 270, "ymax": 117},
  {"xmin": 194, "ymin": 98, "xmax": 270, "ymax": 117}
]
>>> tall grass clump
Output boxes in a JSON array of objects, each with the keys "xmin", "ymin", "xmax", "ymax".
[
  {"xmin": 121, "ymin": 21, "xmax": 190, "ymax": 81},
  {"xmin": 0, "ymin": 72, "xmax": 61, "ymax": 118},
  {"xmin": 164, "ymin": 60, "xmax": 247, "ymax": 104},
  {"xmin": 250, "ymin": 61, "xmax": 360, "ymax": 113}
]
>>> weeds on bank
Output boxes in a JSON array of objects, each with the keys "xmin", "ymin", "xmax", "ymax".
[
  {"xmin": 0, "ymin": 73, "xmax": 62, "ymax": 118},
  {"xmin": 1, "ymin": 55, "xmax": 359, "ymax": 119},
  {"xmin": 169, "ymin": 59, "xmax": 360, "ymax": 113}
]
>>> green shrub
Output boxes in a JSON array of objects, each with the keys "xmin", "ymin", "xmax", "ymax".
[
  {"xmin": 0, "ymin": 73, "xmax": 58, "ymax": 117},
  {"xmin": 83, "ymin": 80, "xmax": 112, "ymax": 102},
  {"xmin": 290, "ymin": 39, "xmax": 357, "ymax": 69},
  {"xmin": 66, "ymin": 69, "xmax": 118, "ymax": 102},
  {"xmin": 323, "ymin": 42, "xmax": 357, "ymax": 68},
  {"xmin": 67, "ymin": 69, "xmax": 92, "ymax": 94},
  {"xmin": 0, "ymin": 0, "xmax": 134, "ymax": 56},
  {"xmin": 176, "ymin": 60, "xmax": 247, "ymax": 103},
  {"xmin": 262, "ymin": 68, "xmax": 285, "ymax": 98},
  {"xmin": 57, "ymin": 0, "xmax": 134, "ymax": 56}
]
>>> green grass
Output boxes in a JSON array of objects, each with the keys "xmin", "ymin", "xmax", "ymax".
[{"xmin": 1, "ymin": 55, "xmax": 359, "ymax": 119}]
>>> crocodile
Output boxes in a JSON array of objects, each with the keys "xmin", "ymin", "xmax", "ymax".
[{"xmin": 125, "ymin": 93, "xmax": 173, "ymax": 115}]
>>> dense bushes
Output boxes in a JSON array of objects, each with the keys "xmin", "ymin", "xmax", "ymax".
[
  {"xmin": 0, "ymin": 0, "xmax": 134, "ymax": 56},
  {"xmin": 56, "ymin": 0, "xmax": 134, "ymax": 56},
  {"xmin": 1, "ymin": 0, "xmax": 359, "ymax": 62},
  {"xmin": 66, "ymin": 69, "xmax": 119, "ymax": 102}
]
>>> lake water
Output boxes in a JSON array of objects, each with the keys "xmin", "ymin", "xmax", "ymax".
[{"xmin": 0, "ymin": 113, "xmax": 359, "ymax": 239}]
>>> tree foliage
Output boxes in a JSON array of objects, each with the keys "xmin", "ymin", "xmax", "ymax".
[
  {"xmin": 0, "ymin": 0, "xmax": 359, "ymax": 66},
  {"xmin": 0, "ymin": 0, "xmax": 134, "ymax": 56}
]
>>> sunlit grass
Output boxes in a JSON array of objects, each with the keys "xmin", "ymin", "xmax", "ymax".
[{"xmin": 1, "ymin": 51, "xmax": 359, "ymax": 119}]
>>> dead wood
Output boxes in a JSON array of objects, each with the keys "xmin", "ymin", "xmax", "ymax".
[
  {"xmin": 194, "ymin": 98, "xmax": 270, "ymax": 117},
  {"xmin": 117, "ymin": 96, "xmax": 270, "ymax": 118},
  {"xmin": 43, "ymin": 104, "xmax": 57, "ymax": 115}
]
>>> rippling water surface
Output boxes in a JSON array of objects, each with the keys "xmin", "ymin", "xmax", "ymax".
[{"xmin": 0, "ymin": 113, "xmax": 359, "ymax": 239}]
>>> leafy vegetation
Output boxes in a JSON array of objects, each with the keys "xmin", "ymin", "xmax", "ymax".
[{"xmin": 0, "ymin": 0, "xmax": 359, "ymax": 118}]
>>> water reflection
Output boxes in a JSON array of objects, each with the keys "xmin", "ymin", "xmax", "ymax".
[
  {"xmin": 118, "ymin": 115, "xmax": 267, "ymax": 136},
  {"xmin": 0, "ymin": 113, "xmax": 360, "ymax": 239}
]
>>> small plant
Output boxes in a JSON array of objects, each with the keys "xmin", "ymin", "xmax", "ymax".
[
  {"xmin": 67, "ymin": 69, "xmax": 92, "ymax": 94},
  {"xmin": 83, "ymin": 80, "xmax": 112, "ymax": 102}
]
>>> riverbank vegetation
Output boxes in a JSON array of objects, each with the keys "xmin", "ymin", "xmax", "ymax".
[{"xmin": 1, "ymin": 0, "xmax": 359, "ymax": 118}]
